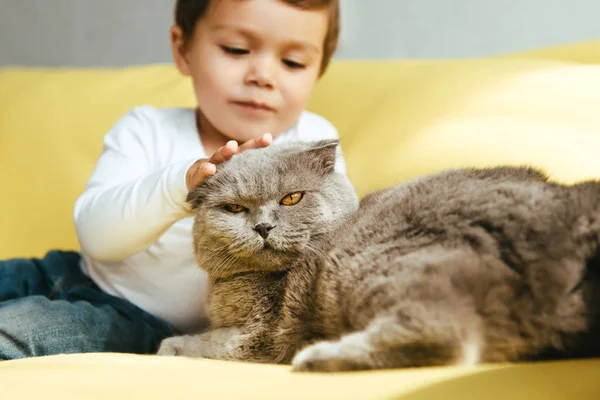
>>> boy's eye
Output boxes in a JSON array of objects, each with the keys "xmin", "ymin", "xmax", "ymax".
[
  {"xmin": 223, "ymin": 204, "xmax": 247, "ymax": 213},
  {"xmin": 282, "ymin": 59, "xmax": 306, "ymax": 69},
  {"xmin": 280, "ymin": 192, "xmax": 304, "ymax": 206},
  {"xmin": 221, "ymin": 45, "xmax": 249, "ymax": 56}
]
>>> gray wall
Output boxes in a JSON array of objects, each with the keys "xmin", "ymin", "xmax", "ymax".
[
  {"xmin": 1, "ymin": 0, "xmax": 599, "ymax": 67},
  {"xmin": 339, "ymin": 0, "xmax": 600, "ymax": 59},
  {"xmin": 0, "ymin": 0, "xmax": 174, "ymax": 67}
]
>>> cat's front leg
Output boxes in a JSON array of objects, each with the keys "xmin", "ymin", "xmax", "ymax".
[{"xmin": 157, "ymin": 326, "xmax": 248, "ymax": 359}]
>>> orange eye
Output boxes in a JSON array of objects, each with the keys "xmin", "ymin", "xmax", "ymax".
[
  {"xmin": 223, "ymin": 204, "xmax": 247, "ymax": 213},
  {"xmin": 280, "ymin": 192, "xmax": 304, "ymax": 206}
]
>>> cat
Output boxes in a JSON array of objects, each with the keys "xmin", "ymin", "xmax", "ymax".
[{"xmin": 157, "ymin": 139, "xmax": 600, "ymax": 372}]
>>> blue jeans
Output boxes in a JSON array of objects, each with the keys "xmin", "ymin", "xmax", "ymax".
[{"xmin": 0, "ymin": 250, "xmax": 175, "ymax": 360}]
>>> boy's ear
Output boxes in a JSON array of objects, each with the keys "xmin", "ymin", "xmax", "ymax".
[
  {"xmin": 170, "ymin": 25, "xmax": 191, "ymax": 76},
  {"xmin": 301, "ymin": 139, "xmax": 339, "ymax": 176}
]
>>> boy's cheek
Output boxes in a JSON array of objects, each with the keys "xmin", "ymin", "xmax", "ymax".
[
  {"xmin": 281, "ymin": 78, "xmax": 316, "ymax": 106},
  {"xmin": 195, "ymin": 63, "xmax": 238, "ymax": 93},
  {"xmin": 210, "ymin": 59, "xmax": 247, "ymax": 83}
]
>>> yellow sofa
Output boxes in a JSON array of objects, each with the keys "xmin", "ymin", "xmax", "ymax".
[{"xmin": 1, "ymin": 40, "xmax": 600, "ymax": 398}]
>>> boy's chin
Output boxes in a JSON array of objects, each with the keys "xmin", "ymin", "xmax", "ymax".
[
  {"xmin": 228, "ymin": 128, "xmax": 278, "ymax": 143},
  {"xmin": 219, "ymin": 120, "xmax": 288, "ymax": 143}
]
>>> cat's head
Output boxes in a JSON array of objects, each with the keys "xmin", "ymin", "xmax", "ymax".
[{"xmin": 187, "ymin": 140, "xmax": 358, "ymax": 279}]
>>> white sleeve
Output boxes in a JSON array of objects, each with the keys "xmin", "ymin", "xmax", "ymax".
[{"xmin": 73, "ymin": 107, "xmax": 197, "ymax": 262}]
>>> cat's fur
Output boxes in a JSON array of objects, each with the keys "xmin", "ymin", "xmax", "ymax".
[{"xmin": 157, "ymin": 140, "xmax": 600, "ymax": 372}]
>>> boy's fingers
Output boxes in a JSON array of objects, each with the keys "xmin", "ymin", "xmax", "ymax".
[
  {"xmin": 210, "ymin": 141, "xmax": 238, "ymax": 164},
  {"xmin": 238, "ymin": 133, "xmax": 272, "ymax": 153},
  {"xmin": 186, "ymin": 160, "xmax": 216, "ymax": 191},
  {"xmin": 191, "ymin": 162, "xmax": 216, "ymax": 186},
  {"xmin": 186, "ymin": 133, "xmax": 270, "ymax": 191},
  {"xmin": 259, "ymin": 132, "xmax": 273, "ymax": 147},
  {"xmin": 199, "ymin": 162, "xmax": 216, "ymax": 176}
]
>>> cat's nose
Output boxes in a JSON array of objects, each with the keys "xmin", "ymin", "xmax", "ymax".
[{"xmin": 254, "ymin": 223, "xmax": 275, "ymax": 239}]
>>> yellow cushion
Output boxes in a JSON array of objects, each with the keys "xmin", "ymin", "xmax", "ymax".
[
  {"xmin": 1, "ymin": 39, "xmax": 600, "ymax": 399},
  {"xmin": 1, "ymin": 353, "xmax": 599, "ymax": 399},
  {"xmin": 0, "ymin": 66, "xmax": 194, "ymax": 259},
  {"xmin": 2, "ymin": 39, "xmax": 600, "ymax": 258},
  {"xmin": 313, "ymin": 57, "xmax": 600, "ymax": 197},
  {"xmin": 503, "ymin": 38, "xmax": 600, "ymax": 64}
]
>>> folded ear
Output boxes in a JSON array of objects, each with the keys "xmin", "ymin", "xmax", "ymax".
[
  {"xmin": 186, "ymin": 186, "xmax": 205, "ymax": 210},
  {"xmin": 300, "ymin": 139, "xmax": 339, "ymax": 176}
]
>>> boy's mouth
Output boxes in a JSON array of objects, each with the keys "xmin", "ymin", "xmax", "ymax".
[{"xmin": 231, "ymin": 100, "xmax": 275, "ymax": 113}]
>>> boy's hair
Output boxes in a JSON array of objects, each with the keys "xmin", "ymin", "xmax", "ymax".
[{"xmin": 174, "ymin": 0, "xmax": 339, "ymax": 75}]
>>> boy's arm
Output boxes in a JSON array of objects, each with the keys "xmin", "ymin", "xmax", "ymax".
[
  {"xmin": 73, "ymin": 108, "xmax": 197, "ymax": 262},
  {"xmin": 74, "ymin": 108, "xmax": 272, "ymax": 263}
]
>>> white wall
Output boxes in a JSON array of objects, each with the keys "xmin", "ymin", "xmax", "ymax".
[{"xmin": 0, "ymin": 0, "xmax": 599, "ymax": 66}]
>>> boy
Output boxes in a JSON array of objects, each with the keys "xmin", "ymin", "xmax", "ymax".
[{"xmin": 0, "ymin": 0, "xmax": 350, "ymax": 359}]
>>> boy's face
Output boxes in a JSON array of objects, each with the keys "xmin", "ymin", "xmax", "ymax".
[{"xmin": 172, "ymin": 0, "xmax": 329, "ymax": 143}]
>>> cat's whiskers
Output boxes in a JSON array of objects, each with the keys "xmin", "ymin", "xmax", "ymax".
[
  {"xmin": 208, "ymin": 249, "xmax": 238, "ymax": 283},
  {"xmin": 298, "ymin": 241, "xmax": 329, "ymax": 260},
  {"xmin": 228, "ymin": 234, "xmax": 263, "ymax": 258},
  {"xmin": 200, "ymin": 245, "xmax": 237, "ymax": 282}
]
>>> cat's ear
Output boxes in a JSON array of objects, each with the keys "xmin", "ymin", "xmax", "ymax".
[
  {"xmin": 301, "ymin": 139, "xmax": 339, "ymax": 176},
  {"xmin": 186, "ymin": 186, "xmax": 205, "ymax": 210}
]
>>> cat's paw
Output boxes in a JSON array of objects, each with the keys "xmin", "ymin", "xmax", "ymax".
[
  {"xmin": 291, "ymin": 340, "xmax": 366, "ymax": 372},
  {"xmin": 156, "ymin": 336, "xmax": 187, "ymax": 356}
]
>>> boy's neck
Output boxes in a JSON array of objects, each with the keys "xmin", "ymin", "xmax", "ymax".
[{"xmin": 195, "ymin": 109, "xmax": 231, "ymax": 155}]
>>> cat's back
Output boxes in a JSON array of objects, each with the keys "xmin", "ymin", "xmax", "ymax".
[
  {"xmin": 341, "ymin": 166, "xmax": 562, "ymax": 250},
  {"xmin": 323, "ymin": 166, "xmax": 597, "ymax": 318},
  {"xmin": 294, "ymin": 166, "xmax": 600, "ymax": 362},
  {"xmin": 367, "ymin": 166, "xmax": 600, "ymax": 250}
]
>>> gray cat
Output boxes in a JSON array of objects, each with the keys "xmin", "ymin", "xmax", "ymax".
[{"xmin": 157, "ymin": 140, "xmax": 600, "ymax": 372}]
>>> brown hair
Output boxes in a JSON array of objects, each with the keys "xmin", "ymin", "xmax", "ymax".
[{"xmin": 174, "ymin": 0, "xmax": 340, "ymax": 75}]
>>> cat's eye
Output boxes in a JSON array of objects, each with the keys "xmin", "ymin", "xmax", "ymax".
[
  {"xmin": 280, "ymin": 192, "xmax": 304, "ymax": 206},
  {"xmin": 223, "ymin": 204, "xmax": 247, "ymax": 213}
]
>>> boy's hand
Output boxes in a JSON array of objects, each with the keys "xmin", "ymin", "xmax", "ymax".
[{"xmin": 186, "ymin": 133, "xmax": 272, "ymax": 191}]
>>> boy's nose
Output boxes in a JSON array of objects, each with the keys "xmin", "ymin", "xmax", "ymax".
[{"xmin": 246, "ymin": 57, "xmax": 276, "ymax": 88}]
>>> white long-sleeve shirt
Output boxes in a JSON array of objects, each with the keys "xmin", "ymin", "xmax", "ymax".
[{"xmin": 73, "ymin": 106, "xmax": 349, "ymax": 332}]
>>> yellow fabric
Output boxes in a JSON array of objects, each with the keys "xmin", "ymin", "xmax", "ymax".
[
  {"xmin": 1, "ymin": 39, "xmax": 600, "ymax": 398},
  {"xmin": 2, "ymin": 40, "xmax": 600, "ymax": 258},
  {"xmin": 502, "ymin": 38, "xmax": 600, "ymax": 64},
  {"xmin": 1, "ymin": 353, "xmax": 599, "ymax": 399},
  {"xmin": 0, "ymin": 66, "xmax": 195, "ymax": 259},
  {"xmin": 312, "ymin": 58, "xmax": 600, "ymax": 198}
]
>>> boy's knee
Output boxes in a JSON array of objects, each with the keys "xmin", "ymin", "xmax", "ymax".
[
  {"xmin": 0, "ymin": 296, "xmax": 107, "ymax": 359},
  {"xmin": 0, "ymin": 258, "xmax": 45, "ymax": 301}
]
